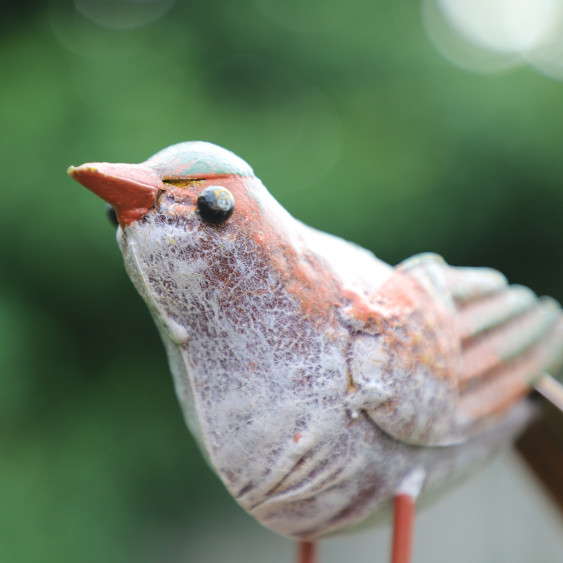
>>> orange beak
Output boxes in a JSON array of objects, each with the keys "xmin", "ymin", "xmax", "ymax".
[{"xmin": 68, "ymin": 162, "xmax": 163, "ymax": 227}]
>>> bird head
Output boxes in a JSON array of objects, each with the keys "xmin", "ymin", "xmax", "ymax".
[
  {"xmin": 67, "ymin": 141, "xmax": 262, "ymax": 227},
  {"xmin": 67, "ymin": 141, "xmax": 314, "ymax": 322},
  {"xmin": 68, "ymin": 140, "xmax": 303, "ymax": 277}
]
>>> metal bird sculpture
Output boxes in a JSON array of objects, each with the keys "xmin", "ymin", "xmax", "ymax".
[{"xmin": 69, "ymin": 141, "xmax": 563, "ymax": 563}]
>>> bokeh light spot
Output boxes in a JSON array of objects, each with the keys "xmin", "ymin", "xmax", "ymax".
[
  {"xmin": 423, "ymin": 0, "xmax": 563, "ymax": 80},
  {"xmin": 438, "ymin": 0, "xmax": 561, "ymax": 53},
  {"xmin": 50, "ymin": 0, "xmax": 141, "ymax": 60},
  {"xmin": 73, "ymin": 0, "xmax": 176, "ymax": 30}
]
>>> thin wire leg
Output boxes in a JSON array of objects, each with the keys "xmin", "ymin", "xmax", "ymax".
[
  {"xmin": 296, "ymin": 541, "xmax": 317, "ymax": 563},
  {"xmin": 391, "ymin": 493, "xmax": 415, "ymax": 563}
]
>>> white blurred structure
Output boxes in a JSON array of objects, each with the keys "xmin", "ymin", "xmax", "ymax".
[
  {"xmin": 423, "ymin": 0, "xmax": 563, "ymax": 81},
  {"xmin": 71, "ymin": 0, "xmax": 176, "ymax": 30}
]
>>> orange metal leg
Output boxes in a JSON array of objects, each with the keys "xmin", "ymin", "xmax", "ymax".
[
  {"xmin": 297, "ymin": 541, "xmax": 317, "ymax": 563},
  {"xmin": 391, "ymin": 493, "xmax": 415, "ymax": 563}
]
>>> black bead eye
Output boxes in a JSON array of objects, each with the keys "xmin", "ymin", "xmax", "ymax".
[
  {"xmin": 106, "ymin": 204, "xmax": 119, "ymax": 228},
  {"xmin": 197, "ymin": 186, "xmax": 235, "ymax": 224}
]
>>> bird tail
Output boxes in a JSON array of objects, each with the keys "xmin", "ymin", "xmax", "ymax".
[{"xmin": 516, "ymin": 373, "xmax": 563, "ymax": 513}]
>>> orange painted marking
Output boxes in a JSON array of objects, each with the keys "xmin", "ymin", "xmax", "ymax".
[{"xmin": 68, "ymin": 162, "xmax": 163, "ymax": 227}]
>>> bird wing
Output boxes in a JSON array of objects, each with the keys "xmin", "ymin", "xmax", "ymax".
[
  {"xmin": 340, "ymin": 253, "xmax": 563, "ymax": 446},
  {"xmin": 441, "ymin": 257, "xmax": 563, "ymax": 433}
]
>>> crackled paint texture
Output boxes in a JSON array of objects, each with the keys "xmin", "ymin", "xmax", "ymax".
[{"xmin": 69, "ymin": 142, "xmax": 563, "ymax": 539}]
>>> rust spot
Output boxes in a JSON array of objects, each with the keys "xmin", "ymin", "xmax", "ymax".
[
  {"xmin": 346, "ymin": 368, "xmax": 357, "ymax": 393},
  {"xmin": 341, "ymin": 289, "xmax": 385, "ymax": 328},
  {"xmin": 293, "ymin": 432, "xmax": 302, "ymax": 444},
  {"xmin": 163, "ymin": 178, "xmax": 205, "ymax": 189}
]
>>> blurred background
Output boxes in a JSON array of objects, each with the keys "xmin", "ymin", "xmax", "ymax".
[{"xmin": 1, "ymin": 0, "xmax": 562, "ymax": 561}]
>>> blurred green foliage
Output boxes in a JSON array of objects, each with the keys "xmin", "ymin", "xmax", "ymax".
[{"xmin": 1, "ymin": 1, "xmax": 562, "ymax": 561}]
